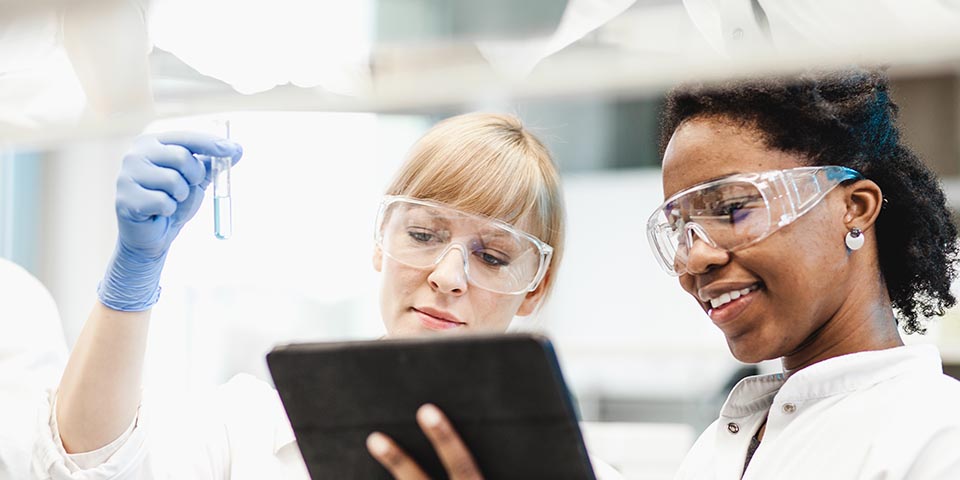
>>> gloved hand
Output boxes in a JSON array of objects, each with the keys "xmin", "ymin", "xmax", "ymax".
[{"xmin": 98, "ymin": 132, "xmax": 243, "ymax": 311}]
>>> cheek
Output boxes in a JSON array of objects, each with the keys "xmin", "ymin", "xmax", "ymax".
[
  {"xmin": 380, "ymin": 261, "xmax": 430, "ymax": 298},
  {"xmin": 468, "ymin": 291, "xmax": 524, "ymax": 329},
  {"xmin": 779, "ymin": 225, "xmax": 847, "ymax": 277},
  {"xmin": 679, "ymin": 275, "xmax": 696, "ymax": 297},
  {"xmin": 748, "ymin": 229, "xmax": 846, "ymax": 308}
]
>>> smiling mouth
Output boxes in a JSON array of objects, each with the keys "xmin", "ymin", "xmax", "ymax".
[
  {"xmin": 701, "ymin": 282, "xmax": 763, "ymax": 310},
  {"xmin": 706, "ymin": 284, "xmax": 762, "ymax": 309}
]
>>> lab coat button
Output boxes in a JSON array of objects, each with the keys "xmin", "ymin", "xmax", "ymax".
[
  {"xmin": 782, "ymin": 403, "xmax": 797, "ymax": 414},
  {"xmin": 727, "ymin": 422, "xmax": 740, "ymax": 434},
  {"xmin": 732, "ymin": 28, "xmax": 744, "ymax": 40}
]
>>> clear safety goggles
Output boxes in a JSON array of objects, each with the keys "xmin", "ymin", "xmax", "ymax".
[
  {"xmin": 374, "ymin": 196, "xmax": 554, "ymax": 295},
  {"xmin": 647, "ymin": 166, "xmax": 863, "ymax": 276}
]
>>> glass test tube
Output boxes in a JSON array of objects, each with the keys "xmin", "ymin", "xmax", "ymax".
[{"xmin": 212, "ymin": 120, "xmax": 232, "ymax": 239}]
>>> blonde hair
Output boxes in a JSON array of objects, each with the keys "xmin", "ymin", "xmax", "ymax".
[{"xmin": 385, "ymin": 112, "xmax": 565, "ymax": 299}]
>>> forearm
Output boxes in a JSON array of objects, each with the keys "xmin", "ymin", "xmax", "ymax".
[
  {"xmin": 51, "ymin": 130, "xmax": 241, "ymax": 455},
  {"xmin": 56, "ymin": 301, "xmax": 150, "ymax": 453}
]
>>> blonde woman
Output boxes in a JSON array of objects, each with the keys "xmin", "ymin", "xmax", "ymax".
[{"xmin": 35, "ymin": 113, "xmax": 615, "ymax": 479}]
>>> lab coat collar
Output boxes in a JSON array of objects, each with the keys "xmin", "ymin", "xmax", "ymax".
[
  {"xmin": 776, "ymin": 344, "xmax": 942, "ymax": 401},
  {"xmin": 720, "ymin": 344, "xmax": 942, "ymax": 418},
  {"xmin": 720, "ymin": 372, "xmax": 785, "ymax": 419}
]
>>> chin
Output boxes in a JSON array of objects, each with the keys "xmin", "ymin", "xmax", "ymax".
[{"xmin": 726, "ymin": 339, "xmax": 778, "ymax": 364}]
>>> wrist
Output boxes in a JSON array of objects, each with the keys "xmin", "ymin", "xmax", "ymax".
[{"xmin": 97, "ymin": 242, "xmax": 167, "ymax": 311}]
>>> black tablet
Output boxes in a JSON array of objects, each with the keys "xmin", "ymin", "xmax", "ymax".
[{"xmin": 266, "ymin": 333, "xmax": 596, "ymax": 479}]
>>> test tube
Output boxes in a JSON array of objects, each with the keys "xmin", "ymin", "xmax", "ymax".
[{"xmin": 211, "ymin": 120, "xmax": 232, "ymax": 240}]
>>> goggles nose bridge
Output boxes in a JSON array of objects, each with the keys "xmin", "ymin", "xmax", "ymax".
[
  {"xmin": 682, "ymin": 222, "xmax": 715, "ymax": 250},
  {"xmin": 432, "ymin": 242, "xmax": 470, "ymax": 273}
]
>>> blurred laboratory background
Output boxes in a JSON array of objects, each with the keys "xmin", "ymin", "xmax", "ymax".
[{"xmin": 3, "ymin": 0, "xmax": 960, "ymax": 478}]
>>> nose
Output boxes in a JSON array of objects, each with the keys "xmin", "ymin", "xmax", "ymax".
[
  {"xmin": 680, "ymin": 223, "xmax": 730, "ymax": 275},
  {"xmin": 428, "ymin": 245, "xmax": 468, "ymax": 295}
]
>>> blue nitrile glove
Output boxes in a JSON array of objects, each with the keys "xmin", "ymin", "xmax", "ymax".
[{"xmin": 97, "ymin": 132, "xmax": 242, "ymax": 311}]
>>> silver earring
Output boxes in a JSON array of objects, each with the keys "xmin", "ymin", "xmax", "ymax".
[{"xmin": 845, "ymin": 227, "xmax": 864, "ymax": 251}]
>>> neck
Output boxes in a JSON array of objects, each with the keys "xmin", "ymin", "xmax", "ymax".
[{"xmin": 780, "ymin": 297, "xmax": 902, "ymax": 376}]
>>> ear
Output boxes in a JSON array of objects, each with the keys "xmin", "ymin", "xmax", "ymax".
[
  {"xmin": 372, "ymin": 246, "xmax": 383, "ymax": 273},
  {"xmin": 516, "ymin": 272, "xmax": 550, "ymax": 317},
  {"xmin": 843, "ymin": 179, "xmax": 883, "ymax": 232}
]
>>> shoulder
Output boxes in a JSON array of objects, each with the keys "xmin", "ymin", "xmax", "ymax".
[
  {"xmin": 849, "ymin": 374, "xmax": 960, "ymax": 475},
  {"xmin": 0, "ymin": 258, "xmax": 66, "ymax": 386},
  {"xmin": 219, "ymin": 373, "xmax": 277, "ymax": 395},
  {"xmin": 866, "ymin": 369, "xmax": 960, "ymax": 421},
  {"xmin": 843, "ymin": 368, "xmax": 960, "ymax": 456},
  {"xmin": 0, "ymin": 258, "xmax": 64, "ymax": 345},
  {"xmin": 216, "ymin": 373, "xmax": 286, "ymax": 418},
  {"xmin": 214, "ymin": 374, "xmax": 296, "ymax": 459}
]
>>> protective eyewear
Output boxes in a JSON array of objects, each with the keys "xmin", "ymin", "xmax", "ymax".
[
  {"xmin": 647, "ymin": 166, "xmax": 863, "ymax": 276},
  {"xmin": 375, "ymin": 196, "xmax": 553, "ymax": 295}
]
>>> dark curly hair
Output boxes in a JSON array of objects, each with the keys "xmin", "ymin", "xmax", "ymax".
[{"xmin": 659, "ymin": 70, "xmax": 958, "ymax": 334}]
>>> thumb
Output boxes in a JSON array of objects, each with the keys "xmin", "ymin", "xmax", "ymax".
[{"xmin": 170, "ymin": 185, "xmax": 206, "ymax": 230}]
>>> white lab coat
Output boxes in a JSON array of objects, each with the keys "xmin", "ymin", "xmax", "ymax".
[
  {"xmin": 675, "ymin": 344, "xmax": 960, "ymax": 479},
  {"xmin": 34, "ymin": 374, "xmax": 623, "ymax": 479},
  {"xmin": 0, "ymin": 258, "xmax": 68, "ymax": 480}
]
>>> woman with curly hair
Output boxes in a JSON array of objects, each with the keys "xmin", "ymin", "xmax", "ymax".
[
  {"xmin": 652, "ymin": 70, "xmax": 960, "ymax": 478},
  {"xmin": 369, "ymin": 71, "xmax": 960, "ymax": 480}
]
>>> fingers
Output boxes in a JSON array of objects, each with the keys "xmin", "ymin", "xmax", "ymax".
[
  {"xmin": 154, "ymin": 131, "xmax": 243, "ymax": 164},
  {"xmin": 131, "ymin": 136, "xmax": 207, "ymax": 187},
  {"xmin": 169, "ymin": 185, "xmax": 205, "ymax": 229},
  {"xmin": 121, "ymin": 153, "xmax": 192, "ymax": 202},
  {"xmin": 116, "ymin": 152, "xmax": 191, "ymax": 224},
  {"xmin": 116, "ymin": 178, "xmax": 178, "ymax": 221},
  {"xmin": 417, "ymin": 404, "xmax": 482, "ymax": 480},
  {"xmin": 367, "ymin": 432, "xmax": 431, "ymax": 480},
  {"xmin": 117, "ymin": 131, "xmax": 243, "ymax": 225}
]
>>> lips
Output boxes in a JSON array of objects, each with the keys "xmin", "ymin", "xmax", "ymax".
[
  {"xmin": 705, "ymin": 284, "xmax": 762, "ymax": 309},
  {"xmin": 698, "ymin": 281, "xmax": 761, "ymax": 305},
  {"xmin": 413, "ymin": 307, "xmax": 465, "ymax": 331},
  {"xmin": 699, "ymin": 283, "xmax": 763, "ymax": 327}
]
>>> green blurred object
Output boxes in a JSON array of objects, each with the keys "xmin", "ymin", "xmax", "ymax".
[{"xmin": 375, "ymin": 0, "xmax": 569, "ymax": 42}]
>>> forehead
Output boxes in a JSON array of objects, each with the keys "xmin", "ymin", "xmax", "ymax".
[
  {"xmin": 661, "ymin": 117, "xmax": 806, "ymax": 199},
  {"xmin": 400, "ymin": 203, "xmax": 533, "ymax": 233}
]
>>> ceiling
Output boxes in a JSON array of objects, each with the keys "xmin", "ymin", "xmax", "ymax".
[{"xmin": 3, "ymin": 0, "xmax": 960, "ymax": 146}]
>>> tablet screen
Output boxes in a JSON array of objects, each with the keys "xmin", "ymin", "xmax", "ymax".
[{"xmin": 267, "ymin": 333, "xmax": 596, "ymax": 479}]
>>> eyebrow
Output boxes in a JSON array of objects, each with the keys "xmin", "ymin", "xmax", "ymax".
[
  {"xmin": 478, "ymin": 229, "xmax": 514, "ymax": 241},
  {"xmin": 406, "ymin": 206, "xmax": 447, "ymax": 219},
  {"xmin": 667, "ymin": 172, "xmax": 747, "ymax": 202},
  {"xmin": 405, "ymin": 205, "xmax": 523, "ymax": 237}
]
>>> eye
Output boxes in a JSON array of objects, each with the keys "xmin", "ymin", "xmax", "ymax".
[
  {"xmin": 716, "ymin": 196, "xmax": 762, "ymax": 223},
  {"xmin": 407, "ymin": 228, "xmax": 442, "ymax": 243},
  {"xmin": 474, "ymin": 249, "xmax": 510, "ymax": 267},
  {"xmin": 717, "ymin": 200, "xmax": 748, "ymax": 219}
]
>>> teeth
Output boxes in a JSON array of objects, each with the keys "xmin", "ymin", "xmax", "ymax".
[{"xmin": 708, "ymin": 286, "xmax": 758, "ymax": 309}]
